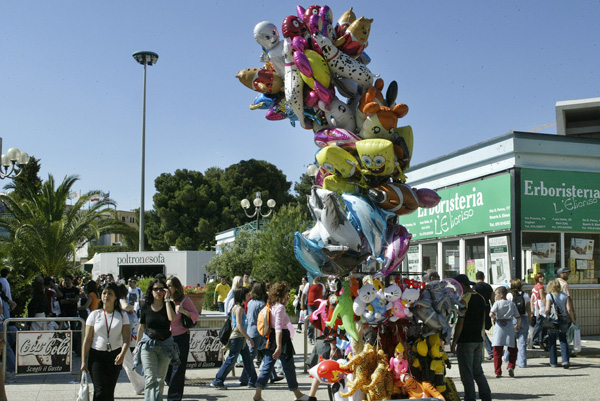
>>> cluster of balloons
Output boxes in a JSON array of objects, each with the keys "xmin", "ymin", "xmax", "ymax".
[{"xmin": 236, "ymin": 4, "xmax": 441, "ymax": 278}]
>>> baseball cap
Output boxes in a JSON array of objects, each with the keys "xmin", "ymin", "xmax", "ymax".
[
  {"xmin": 454, "ymin": 274, "xmax": 476, "ymax": 286},
  {"xmin": 557, "ymin": 267, "xmax": 571, "ymax": 275}
]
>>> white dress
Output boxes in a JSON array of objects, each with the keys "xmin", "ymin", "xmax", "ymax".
[{"xmin": 491, "ymin": 299, "xmax": 519, "ymax": 347}]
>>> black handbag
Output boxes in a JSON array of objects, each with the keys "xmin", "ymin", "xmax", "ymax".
[
  {"xmin": 218, "ymin": 314, "xmax": 232, "ymax": 345},
  {"xmin": 181, "ymin": 313, "xmax": 195, "ymax": 328}
]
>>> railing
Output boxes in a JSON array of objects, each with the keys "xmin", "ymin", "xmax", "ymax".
[{"xmin": 2, "ymin": 317, "xmax": 85, "ymax": 376}]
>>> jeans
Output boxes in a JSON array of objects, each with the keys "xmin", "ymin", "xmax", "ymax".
[
  {"xmin": 548, "ymin": 329, "xmax": 569, "ymax": 366},
  {"xmin": 140, "ymin": 344, "xmax": 172, "ymax": 401},
  {"xmin": 240, "ymin": 335, "xmax": 264, "ymax": 384},
  {"xmin": 306, "ymin": 305, "xmax": 317, "ymax": 340},
  {"xmin": 217, "ymin": 302, "xmax": 224, "ymax": 313},
  {"xmin": 213, "ymin": 336, "xmax": 257, "ymax": 387},
  {"xmin": 88, "ymin": 348, "xmax": 123, "ymax": 401},
  {"xmin": 515, "ymin": 315, "xmax": 529, "ymax": 367},
  {"xmin": 532, "ymin": 315, "xmax": 546, "ymax": 344},
  {"xmin": 1, "ymin": 324, "xmax": 16, "ymax": 373},
  {"xmin": 256, "ymin": 348, "xmax": 298, "ymax": 391},
  {"xmin": 456, "ymin": 342, "xmax": 491, "ymax": 401},
  {"xmin": 483, "ymin": 333, "xmax": 493, "ymax": 357},
  {"xmin": 167, "ymin": 332, "xmax": 190, "ymax": 401}
]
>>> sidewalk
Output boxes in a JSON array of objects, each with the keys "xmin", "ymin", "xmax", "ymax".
[{"xmin": 5, "ymin": 334, "xmax": 600, "ymax": 401}]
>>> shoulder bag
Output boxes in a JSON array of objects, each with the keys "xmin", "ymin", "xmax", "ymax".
[{"xmin": 218, "ymin": 312, "xmax": 232, "ymax": 345}]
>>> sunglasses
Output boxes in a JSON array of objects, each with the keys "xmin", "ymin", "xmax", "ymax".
[{"xmin": 153, "ymin": 287, "xmax": 166, "ymax": 292}]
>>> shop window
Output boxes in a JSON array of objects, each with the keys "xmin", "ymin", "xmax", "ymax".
[
  {"xmin": 422, "ymin": 243, "xmax": 438, "ymax": 276},
  {"xmin": 522, "ymin": 232, "xmax": 560, "ymax": 284},
  {"xmin": 488, "ymin": 234, "xmax": 512, "ymax": 285},
  {"xmin": 465, "ymin": 237, "xmax": 485, "ymax": 282},
  {"xmin": 564, "ymin": 233, "xmax": 599, "ymax": 284},
  {"xmin": 442, "ymin": 241, "xmax": 460, "ymax": 279}
]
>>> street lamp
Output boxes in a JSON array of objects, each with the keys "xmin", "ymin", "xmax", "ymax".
[
  {"xmin": 0, "ymin": 138, "xmax": 30, "ymax": 179},
  {"xmin": 132, "ymin": 50, "xmax": 159, "ymax": 252},
  {"xmin": 240, "ymin": 192, "xmax": 276, "ymax": 230}
]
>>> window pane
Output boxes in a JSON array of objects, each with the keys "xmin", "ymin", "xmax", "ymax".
[{"xmin": 442, "ymin": 241, "xmax": 460, "ymax": 279}]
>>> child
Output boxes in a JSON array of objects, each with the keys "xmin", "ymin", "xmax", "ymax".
[{"xmin": 489, "ymin": 286, "xmax": 521, "ymax": 378}]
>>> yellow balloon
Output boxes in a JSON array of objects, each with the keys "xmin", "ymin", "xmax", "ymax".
[
  {"xmin": 300, "ymin": 50, "xmax": 331, "ymax": 89},
  {"xmin": 316, "ymin": 146, "xmax": 359, "ymax": 178},
  {"xmin": 356, "ymin": 138, "xmax": 395, "ymax": 177}
]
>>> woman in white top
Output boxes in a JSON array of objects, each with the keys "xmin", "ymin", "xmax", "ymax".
[
  {"xmin": 82, "ymin": 282, "xmax": 130, "ymax": 401},
  {"xmin": 224, "ymin": 276, "xmax": 243, "ymax": 314}
]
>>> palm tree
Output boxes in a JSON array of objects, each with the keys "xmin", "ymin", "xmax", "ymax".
[{"xmin": 0, "ymin": 174, "xmax": 131, "ymax": 277}]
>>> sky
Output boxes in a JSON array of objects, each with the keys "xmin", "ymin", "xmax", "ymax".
[{"xmin": 2, "ymin": 1, "xmax": 599, "ymax": 211}]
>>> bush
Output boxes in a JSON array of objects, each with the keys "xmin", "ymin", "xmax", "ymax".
[{"xmin": 286, "ymin": 287, "xmax": 297, "ymax": 317}]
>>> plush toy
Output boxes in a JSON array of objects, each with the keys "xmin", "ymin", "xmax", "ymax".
[
  {"xmin": 362, "ymin": 292, "xmax": 387, "ymax": 324},
  {"xmin": 312, "ymin": 31, "xmax": 375, "ymax": 89},
  {"xmin": 389, "ymin": 342, "xmax": 409, "ymax": 381},
  {"xmin": 352, "ymin": 281, "xmax": 378, "ymax": 316},
  {"xmin": 399, "ymin": 374, "xmax": 446, "ymax": 400},
  {"xmin": 412, "ymin": 298, "xmax": 452, "ymax": 340},
  {"xmin": 427, "ymin": 333, "xmax": 449, "ymax": 392},
  {"xmin": 334, "ymin": 16, "xmax": 373, "ymax": 58},
  {"xmin": 327, "ymin": 281, "xmax": 360, "ymax": 341},
  {"xmin": 339, "ymin": 343, "xmax": 378, "ymax": 398},
  {"xmin": 253, "ymin": 21, "xmax": 285, "ymax": 77},
  {"xmin": 384, "ymin": 283, "xmax": 403, "ymax": 321},
  {"xmin": 398, "ymin": 287, "xmax": 420, "ymax": 318},
  {"xmin": 363, "ymin": 349, "xmax": 396, "ymax": 401}
]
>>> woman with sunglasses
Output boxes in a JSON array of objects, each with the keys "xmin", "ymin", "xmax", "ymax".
[
  {"xmin": 81, "ymin": 282, "xmax": 130, "ymax": 401},
  {"xmin": 134, "ymin": 278, "xmax": 179, "ymax": 401},
  {"xmin": 165, "ymin": 277, "xmax": 199, "ymax": 401}
]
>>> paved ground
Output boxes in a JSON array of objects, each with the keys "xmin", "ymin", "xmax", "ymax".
[{"xmin": 5, "ymin": 334, "xmax": 600, "ymax": 401}]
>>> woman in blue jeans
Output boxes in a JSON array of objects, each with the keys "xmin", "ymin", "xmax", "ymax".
[
  {"xmin": 211, "ymin": 286, "xmax": 257, "ymax": 389},
  {"xmin": 545, "ymin": 279, "xmax": 576, "ymax": 368},
  {"xmin": 134, "ymin": 278, "xmax": 179, "ymax": 401},
  {"xmin": 253, "ymin": 282, "xmax": 308, "ymax": 401}
]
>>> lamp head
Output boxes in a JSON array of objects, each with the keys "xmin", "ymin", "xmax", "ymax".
[{"xmin": 133, "ymin": 51, "xmax": 159, "ymax": 66}]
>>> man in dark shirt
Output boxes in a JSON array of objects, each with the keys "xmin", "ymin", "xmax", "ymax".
[
  {"xmin": 59, "ymin": 275, "xmax": 81, "ymax": 356},
  {"xmin": 451, "ymin": 274, "xmax": 491, "ymax": 401},
  {"xmin": 473, "ymin": 271, "xmax": 494, "ymax": 360}
]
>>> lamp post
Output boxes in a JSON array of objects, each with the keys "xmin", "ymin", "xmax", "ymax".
[
  {"xmin": 132, "ymin": 51, "xmax": 159, "ymax": 252},
  {"xmin": 0, "ymin": 138, "xmax": 30, "ymax": 179},
  {"xmin": 240, "ymin": 192, "xmax": 276, "ymax": 230}
]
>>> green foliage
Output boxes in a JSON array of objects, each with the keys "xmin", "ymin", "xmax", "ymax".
[
  {"xmin": 293, "ymin": 173, "xmax": 314, "ymax": 217},
  {"xmin": 89, "ymin": 245, "xmax": 134, "ymax": 257},
  {"xmin": 137, "ymin": 277, "xmax": 153, "ymax": 294},
  {"xmin": 202, "ymin": 280, "xmax": 218, "ymax": 311},
  {"xmin": 205, "ymin": 229, "xmax": 258, "ymax": 279},
  {"xmin": 148, "ymin": 160, "xmax": 295, "ymax": 251},
  {"xmin": 252, "ymin": 204, "xmax": 311, "ymax": 285},
  {"xmin": 0, "ymin": 174, "xmax": 130, "ymax": 278},
  {"xmin": 286, "ymin": 287, "xmax": 297, "ymax": 317}
]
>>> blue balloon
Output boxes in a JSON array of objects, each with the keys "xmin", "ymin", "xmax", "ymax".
[
  {"xmin": 294, "ymin": 232, "xmax": 328, "ymax": 277},
  {"xmin": 341, "ymin": 193, "xmax": 388, "ymax": 258}
]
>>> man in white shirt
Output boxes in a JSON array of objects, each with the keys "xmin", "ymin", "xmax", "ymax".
[{"xmin": 127, "ymin": 278, "xmax": 144, "ymax": 314}]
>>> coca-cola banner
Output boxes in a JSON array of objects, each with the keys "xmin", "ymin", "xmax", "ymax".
[
  {"xmin": 16, "ymin": 331, "xmax": 72, "ymax": 375},
  {"xmin": 187, "ymin": 329, "xmax": 223, "ymax": 369}
]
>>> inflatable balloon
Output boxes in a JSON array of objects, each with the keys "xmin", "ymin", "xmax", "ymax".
[
  {"xmin": 312, "ymin": 31, "xmax": 376, "ymax": 89},
  {"xmin": 368, "ymin": 182, "xmax": 420, "ymax": 216},
  {"xmin": 415, "ymin": 187, "xmax": 442, "ymax": 208},
  {"xmin": 355, "ymin": 138, "xmax": 396, "ymax": 178},
  {"xmin": 335, "ymin": 7, "xmax": 357, "ymax": 38},
  {"xmin": 359, "ymin": 101, "xmax": 408, "ymax": 140},
  {"xmin": 309, "ymin": 298, "xmax": 329, "ymax": 332},
  {"xmin": 282, "ymin": 15, "xmax": 309, "ymax": 40},
  {"xmin": 381, "ymin": 223, "xmax": 412, "ymax": 276},
  {"xmin": 333, "ymin": 16, "xmax": 373, "ymax": 59},
  {"xmin": 318, "ymin": 97, "xmax": 357, "ymax": 132},
  {"xmin": 342, "ymin": 193, "xmax": 388, "ymax": 257},
  {"xmin": 314, "ymin": 128, "xmax": 361, "ymax": 149},
  {"xmin": 283, "ymin": 37, "xmax": 306, "ymax": 128},
  {"xmin": 236, "ymin": 68, "xmax": 284, "ymax": 94},
  {"xmin": 316, "ymin": 146, "xmax": 359, "ymax": 178},
  {"xmin": 308, "ymin": 359, "xmax": 348, "ymax": 384},
  {"xmin": 327, "ymin": 281, "xmax": 360, "ymax": 341},
  {"xmin": 293, "ymin": 232, "xmax": 329, "ymax": 277},
  {"xmin": 253, "ymin": 21, "xmax": 285, "ymax": 77}
]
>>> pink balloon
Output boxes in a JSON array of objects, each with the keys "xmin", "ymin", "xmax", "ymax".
[
  {"xmin": 313, "ymin": 128, "xmax": 361, "ymax": 148},
  {"xmin": 381, "ymin": 224, "xmax": 412, "ymax": 276}
]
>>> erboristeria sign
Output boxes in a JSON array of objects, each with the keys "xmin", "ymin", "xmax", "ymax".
[
  {"xmin": 521, "ymin": 169, "xmax": 600, "ymax": 232},
  {"xmin": 401, "ymin": 174, "xmax": 511, "ymax": 240}
]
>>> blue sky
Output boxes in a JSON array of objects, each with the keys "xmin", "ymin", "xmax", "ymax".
[{"xmin": 2, "ymin": 1, "xmax": 598, "ymax": 211}]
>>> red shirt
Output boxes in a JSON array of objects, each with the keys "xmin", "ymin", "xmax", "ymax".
[{"xmin": 307, "ymin": 283, "xmax": 325, "ymax": 307}]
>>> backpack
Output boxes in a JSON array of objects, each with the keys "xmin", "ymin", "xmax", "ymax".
[
  {"xmin": 218, "ymin": 313, "xmax": 233, "ymax": 345},
  {"xmin": 257, "ymin": 303, "xmax": 272, "ymax": 338},
  {"xmin": 512, "ymin": 291, "xmax": 526, "ymax": 315}
]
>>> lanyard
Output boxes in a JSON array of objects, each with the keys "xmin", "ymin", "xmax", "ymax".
[{"xmin": 103, "ymin": 310, "xmax": 115, "ymax": 351}]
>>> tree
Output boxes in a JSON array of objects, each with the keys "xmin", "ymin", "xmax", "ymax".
[
  {"xmin": 150, "ymin": 160, "xmax": 295, "ymax": 251},
  {"xmin": 0, "ymin": 174, "xmax": 130, "ymax": 277},
  {"xmin": 252, "ymin": 203, "xmax": 311, "ymax": 284},
  {"xmin": 3, "ymin": 155, "xmax": 42, "ymax": 194},
  {"xmin": 204, "ymin": 229, "xmax": 258, "ymax": 279},
  {"xmin": 293, "ymin": 172, "xmax": 314, "ymax": 217}
]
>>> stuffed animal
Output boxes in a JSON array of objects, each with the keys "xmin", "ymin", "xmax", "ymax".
[
  {"xmin": 399, "ymin": 374, "xmax": 446, "ymax": 400},
  {"xmin": 334, "ymin": 16, "xmax": 373, "ymax": 58},
  {"xmin": 389, "ymin": 342, "xmax": 409, "ymax": 381},
  {"xmin": 353, "ymin": 282, "xmax": 378, "ymax": 316},
  {"xmin": 339, "ymin": 343, "xmax": 378, "ymax": 398},
  {"xmin": 362, "ymin": 293, "xmax": 387, "ymax": 324},
  {"xmin": 428, "ymin": 333, "xmax": 449, "ymax": 392},
  {"xmin": 363, "ymin": 349, "xmax": 396, "ymax": 400}
]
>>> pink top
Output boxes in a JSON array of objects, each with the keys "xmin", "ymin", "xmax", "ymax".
[
  {"xmin": 170, "ymin": 296, "xmax": 200, "ymax": 336},
  {"xmin": 271, "ymin": 302, "xmax": 294, "ymax": 334}
]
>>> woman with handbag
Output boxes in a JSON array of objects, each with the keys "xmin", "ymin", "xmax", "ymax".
[
  {"xmin": 134, "ymin": 278, "xmax": 179, "ymax": 401},
  {"xmin": 211, "ymin": 286, "xmax": 257, "ymax": 389},
  {"xmin": 165, "ymin": 277, "xmax": 199, "ymax": 401},
  {"xmin": 545, "ymin": 279, "xmax": 577, "ymax": 369},
  {"xmin": 81, "ymin": 282, "xmax": 130, "ymax": 401}
]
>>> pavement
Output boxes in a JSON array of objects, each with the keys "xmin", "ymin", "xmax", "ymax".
[{"xmin": 5, "ymin": 333, "xmax": 600, "ymax": 401}]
